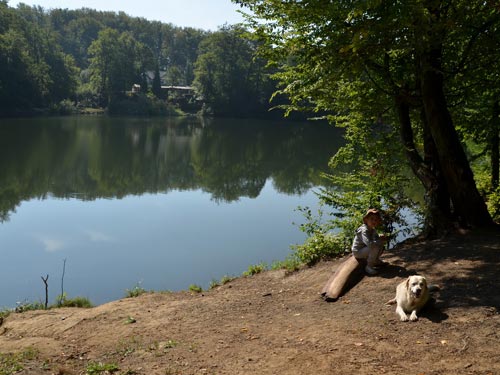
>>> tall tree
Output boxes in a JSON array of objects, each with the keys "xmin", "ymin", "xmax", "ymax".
[
  {"xmin": 87, "ymin": 28, "xmax": 145, "ymax": 106},
  {"xmin": 235, "ymin": 0, "xmax": 498, "ymax": 231},
  {"xmin": 193, "ymin": 25, "xmax": 271, "ymax": 116},
  {"xmin": 0, "ymin": 2, "xmax": 77, "ymax": 113}
]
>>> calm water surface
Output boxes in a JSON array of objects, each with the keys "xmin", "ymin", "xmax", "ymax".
[{"xmin": 0, "ymin": 116, "xmax": 343, "ymax": 307}]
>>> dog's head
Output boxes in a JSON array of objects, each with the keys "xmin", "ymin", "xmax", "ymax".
[{"xmin": 406, "ymin": 275, "xmax": 428, "ymax": 298}]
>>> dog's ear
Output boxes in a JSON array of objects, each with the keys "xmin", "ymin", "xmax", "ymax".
[{"xmin": 405, "ymin": 277, "xmax": 411, "ymax": 290}]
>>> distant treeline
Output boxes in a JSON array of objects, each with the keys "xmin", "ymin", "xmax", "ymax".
[{"xmin": 0, "ymin": 1, "xmax": 280, "ymax": 117}]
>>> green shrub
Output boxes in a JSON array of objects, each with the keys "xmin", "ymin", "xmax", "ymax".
[
  {"xmin": 188, "ymin": 284, "xmax": 203, "ymax": 293},
  {"xmin": 125, "ymin": 284, "xmax": 147, "ymax": 298},
  {"xmin": 242, "ymin": 262, "xmax": 267, "ymax": 276},
  {"xmin": 50, "ymin": 99, "xmax": 77, "ymax": 115},
  {"xmin": 57, "ymin": 296, "xmax": 93, "ymax": 308},
  {"xmin": 164, "ymin": 339, "xmax": 178, "ymax": 349},
  {"xmin": 209, "ymin": 279, "xmax": 219, "ymax": 289},
  {"xmin": 86, "ymin": 362, "xmax": 119, "ymax": 375},
  {"xmin": 0, "ymin": 309, "xmax": 10, "ymax": 320},
  {"xmin": 220, "ymin": 275, "xmax": 234, "ymax": 285},
  {"xmin": 54, "ymin": 293, "xmax": 93, "ymax": 308},
  {"xmin": 271, "ymin": 256, "xmax": 302, "ymax": 272},
  {"xmin": 14, "ymin": 300, "xmax": 45, "ymax": 313},
  {"xmin": 0, "ymin": 347, "xmax": 38, "ymax": 375},
  {"xmin": 209, "ymin": 275, "xmax": 237, "ymax": 289},
  {"xmin": 107, "ymin": 93, "xmax": 182, "ymax": 116},
  {"xmin": 486, "ymin": 186, "xmax": 500, "ymax": 222},
  {"xmin": 291, "ymin": 231, "xmax": 344, "ymax": 266}
]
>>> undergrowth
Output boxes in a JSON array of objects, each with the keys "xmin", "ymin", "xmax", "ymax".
[{"xmin": 0, "ymin": 347, "xmax": 38, "ymax": 375}]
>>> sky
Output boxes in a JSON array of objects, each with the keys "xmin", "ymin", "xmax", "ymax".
[{"xmin": 9, "ymin": 0, "xmax": 247, "ymax": 31}]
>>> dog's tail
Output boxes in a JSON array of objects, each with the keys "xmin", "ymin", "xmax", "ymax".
[{"xmin": 385, "ymin": 297, "xmax": 396, "ymax": 306}]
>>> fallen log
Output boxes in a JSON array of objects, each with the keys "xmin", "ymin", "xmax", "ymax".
[{"xmin": 321, "ymin": 255, "xmax": 366, "ymax": 301}]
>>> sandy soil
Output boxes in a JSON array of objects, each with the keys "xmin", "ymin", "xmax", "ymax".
[{"xmin": 1, "ymin": 228, "xmax": 499, "ymax": 375}]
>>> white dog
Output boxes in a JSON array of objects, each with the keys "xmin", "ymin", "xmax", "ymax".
[{"xmin": 386, "ymin": 275, "xmax": 439, "ymax": 322}]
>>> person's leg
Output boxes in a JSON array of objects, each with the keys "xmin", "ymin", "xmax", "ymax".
[
  {"xmin": 355, "ymin": 246, "xmax": 378, "ymax": 275},
  {"xmin": 366, "ymin": 245, "xmax": 383, "ymax": 275},
  {"xmin": 352, "ymin": 246, "xmax": 369, "ymax": 261},
  {"xmin": 372, "ymin": 246, "xmax": 388, "ymax": 267}
]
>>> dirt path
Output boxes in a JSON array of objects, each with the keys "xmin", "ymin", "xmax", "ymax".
[{"xmin": 1, "ymin": 229, "xmax": 499, "ymax": 375}]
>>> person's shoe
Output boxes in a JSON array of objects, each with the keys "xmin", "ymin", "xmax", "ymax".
[{"xmin": 365, "ymin": 265, "xmax": 378, "ymax": 275}]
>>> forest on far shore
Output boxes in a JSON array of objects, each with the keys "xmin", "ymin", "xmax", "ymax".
[{"xmin": 0, "ymin": 1, "xmax": 278, "ymax": 117}]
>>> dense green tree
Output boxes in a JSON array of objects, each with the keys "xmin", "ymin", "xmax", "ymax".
[
  {"xmin": 235, "ymin": 0, "xmax": 498, "ymax": 232},
  {"xmin": 53, "ymin": 12, "xmax": 104, "ymax": 67},
  {"xmin": 1, "ymin": 2, "xmax": 280, "ymax": 116},
  {"xmin": 164, "ymin": 27, "xmax": 207, "ymax": 86},
  {"xmin": 0, "ymin": 1, "xmax": 78, "ymax": 114},
  {"xmin": 87, "ymin": 28, "xmax": 146, "ymax": 106},
  {"xmin": 193, "ymin": 25, "xmax": 272, "ymax": 116}
]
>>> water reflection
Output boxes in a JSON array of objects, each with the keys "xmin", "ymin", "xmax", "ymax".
[
  {"xmin": 1, "ymin": 116, "xmax": 346, "ymax": 307},
  {"xmin": 0, "ymin": 116, "xmax": 343, "ymax": 221}
]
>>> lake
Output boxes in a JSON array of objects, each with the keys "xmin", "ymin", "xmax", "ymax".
[{"xmin": 0, "ymin": 116, "xmax": 343, "ymax": 308}]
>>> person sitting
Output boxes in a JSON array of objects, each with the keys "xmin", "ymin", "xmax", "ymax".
[{"xmin": 351, "ymin": 208, "xmax": 388, "ymax": 275}]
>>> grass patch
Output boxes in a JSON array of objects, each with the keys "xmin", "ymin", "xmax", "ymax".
[
  {"xmin": 14, "ymin": 301, "xmax": 45, "ymax": 313},
  {"xmin": 124, "ymin": 316, "xmax": 136, "ymax": 324},
  {"xmin": 163, "ymin": 339, "xmax": 178, "ymax": 349},
  {"xmin": 291, "ymin": 231, "xmax": 344, "ymax": 266},
  {"xmin": 242, "ymin": 262, "xmax": 267, "ymax": 276},
  {"xmin": 209, "ymin": 275, "xmax": 236, "ymax": 289},
  {"xmin": 85, "ymin": 362, "xmax": 119, "ymax": 374},
  {"xmin": 209, "ymin": 279, "xmax": 220, "ymax": 289},
  {"xmin": 220, "ymin": 275, "xmax": 234, "ymax": 285},
  {"xmin": 9, "ymin": 294, "xmax": 93, "ymax": 315},
  {"xmin": 271, "ymin": 256, "xmax": 302, "ymax": 272},
  {"xmin": 114, "ymin": 337, "xmax": 142, "ymax": 357},
  {"xmin": 124, "ymin": 283, "xmax": 147, "ymax": 298},
  {"xmin": 0, "ymin": 347, "xmax": 38, "ymax": 375},
  {"xmin": 55, "ymin": 294, "xmax": 93, "ymax": 308},
  {"xmin": 188, "ymin": 284, "xmax": 203, "ymax": 293},
  {"xmin": 0, "ymin": 309, "xmax": 10, "ymax": 321}
]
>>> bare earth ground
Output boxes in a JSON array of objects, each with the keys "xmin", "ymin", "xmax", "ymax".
[{"xmin": 1, "ymin": 228, "xmax": 499, "ymax": 375}]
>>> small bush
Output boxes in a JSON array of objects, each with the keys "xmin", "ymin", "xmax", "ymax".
[
  {"xmin": 55, "ymin": 293, "xmax": 93, "ymax": 308},
  {"xmin": 291, "ymin": 231, "xmax": 344, "ymax": 266},
  {"xmin": 188, "ymin": 284, "xmax": 203, "ymax": 293},
  {"xmin": 125, "ymin": 284, "xmax": 147, "ymax": 298},
  {"xmin": 86, "ymin": 362, "xmax": 119, "ymax": 374},
  {"xmin": 60, "ymin": 297, "xmax": 93, "ymax": 308},
  {"xmin": 209, "ymin": 275, "xmax": 236, "ymax": 289},
  {"xmin": 164, "ymin": 339, "xmax": 178, "ymax": 349},
  {"xmin": 242, "ymin": 262, "xmax": 267, "ymax": 276},
  {"xmin": 220, "ymin": 275, "xmax": 234, "ymax": 285},
  {"xmin": 50, "ymin": 99, "xmax": 77, "ymax": 115},
  {"xmin": 14, "ymin": 300, "xmax": 45, "ymax": 313},
  {"xmin": 486, "ymin": 186, "xmax": 500, "ymax": 222},
  {"xmin": 0, "ymin": 308, "xmax": 11, "ymax": 320},
  {"xmin": 0, "ymin": 347, "xmax": 38, "ymax": 375},
  {"xmin": 107, "ymin": 93, "xmax": 182, "ymax": 116},
  {"xmin": 209, "ymin": 279, "xmax": 220, "ymax": 289},
  {"xmin": 271, "ymin": 256, "xmax": 302, "ymax": 272}
]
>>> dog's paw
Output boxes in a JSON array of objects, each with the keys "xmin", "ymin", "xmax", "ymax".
[
  {"xmin": 409, "ymin": 312, "xmax": 419, "ymax": 321},
  {"xmin": 399, "ymin": 314, "xmax": 409, "ymax": 322}
]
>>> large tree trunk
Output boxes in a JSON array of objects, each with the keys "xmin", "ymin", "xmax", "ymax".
[
  {"xmin": 421, "ymin": 107, "xmax": 454, "ymax": 231},
  {"xmin": 491, "ymin": 100, "xmax": 499, "ymax": 189},
  {"xmin": 420, "ymin": 48, "xmax": 493, "ymax": 228},
  {"xmin": 396, "ymin": 94, "xmax": 451, "ymax": 234}
]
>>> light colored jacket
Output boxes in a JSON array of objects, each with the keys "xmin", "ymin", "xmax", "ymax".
[{"xmin": 351, "ymin": 224, "xmax": 380, "ymax": 252}]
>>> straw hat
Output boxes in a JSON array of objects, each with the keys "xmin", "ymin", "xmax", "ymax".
[{"xmin": 362, "ymin": 208, "xmax": 382, "ymax": 224}]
